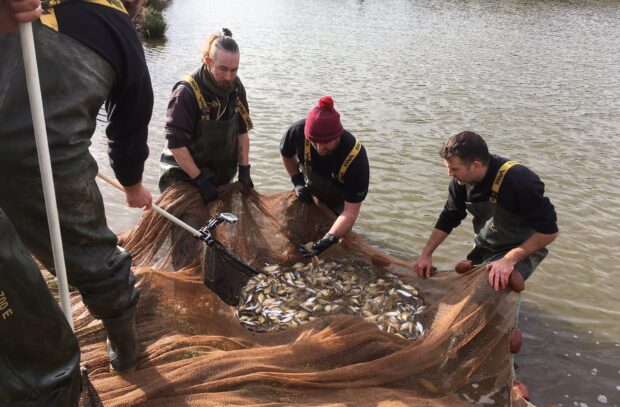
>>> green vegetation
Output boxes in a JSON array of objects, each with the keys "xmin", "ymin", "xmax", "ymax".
[{"xmin": 141, "ymin": 5, "xmax": 167, "ymax": 39}]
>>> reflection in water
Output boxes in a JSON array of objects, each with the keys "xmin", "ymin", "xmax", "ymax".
[{"xmin": 92, "ymin": 0, "xmax": 620, "ymax": 405}]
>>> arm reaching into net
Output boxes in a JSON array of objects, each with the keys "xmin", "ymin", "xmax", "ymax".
[{"xmin": 412, "ymin": 228, "xmax": 450, "ymax": 278}]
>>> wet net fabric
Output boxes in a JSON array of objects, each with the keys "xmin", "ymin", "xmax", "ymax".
[{"xmin": 70, "ymin": 183, "xmax": 531, "ymax": 406}]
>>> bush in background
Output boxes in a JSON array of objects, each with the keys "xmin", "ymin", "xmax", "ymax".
[{"xmin": 142, "ymin": 6, "xmax": 167, "ymax": 39}]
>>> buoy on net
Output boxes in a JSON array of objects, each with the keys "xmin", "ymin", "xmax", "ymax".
[
  {"xmin": 508, "ymin": 269, "xmax": 525, "ymax": 292},
  {"xmin": 509, "ymin": 327, "xmax": 522, "ymax": 353},
  {"xmin": 512, "ymin": 380, "xmax": 530, "ymax": 401},
  {"xmin": 454, "ymin": 260, "xmax": 474, "ymax": 274}
]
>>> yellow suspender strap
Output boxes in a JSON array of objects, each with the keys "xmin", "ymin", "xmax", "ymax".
[
  {"xmin": 40, "ymin": 8, "xmax": 59, "ymax": 31},
  {"xmin": 182, "ymin": 76, "xmax": 209, "ymax": 114},
  {"xmin": 303, "ymin": 139, "xmax": 312, "ymax": 172},
  {"xmin": 235, "ymin": 99, "xmax": 253, "ymax": 131},
  {"xmin": 41, "ymin": 0, "xmax": 127, "ymax": 31},
  {"xmin": 83, "ymin": 0, "xmax": 128, "ymax": 14},
  {"xmin": 490, "ymin": 160, "xmax": 518, "ymax": 204},
  {"xmin": 338, "ymin": 139, "xmax": 362, "ymax": 183}
]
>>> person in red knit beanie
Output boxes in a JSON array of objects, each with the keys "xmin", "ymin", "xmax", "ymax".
[{"xmin": 280, "ymin": 96, "xmax": 370, "ymax": 258}]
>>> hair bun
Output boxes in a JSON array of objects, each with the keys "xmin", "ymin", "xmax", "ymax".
[
  {"xmin": 318, "ymin": 96, "xmax": 334, "ymax": 110},
  {"xmin": 222, "ymin": 28, "xmax": 233, "ymax": 37}
]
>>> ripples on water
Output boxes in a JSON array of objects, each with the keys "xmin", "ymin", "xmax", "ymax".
[{"xmin": 92, "ymin": 0, "xmax": 620, "ymax": 404}]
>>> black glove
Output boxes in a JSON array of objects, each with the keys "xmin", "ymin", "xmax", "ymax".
[
  {"xmin": 291, "ymin": 173, "xmax": 312, "ymax": 203},
  {"xmin": 299, "ymin": 233, "xmax": 338, "ymax": 258},
  {"xmin": 192, "ymin": 171, "xmax": 218, "ymax": 204},
  {"xmin": 238, "ymin": 164, "xmax": 254, "ymax": 194}
]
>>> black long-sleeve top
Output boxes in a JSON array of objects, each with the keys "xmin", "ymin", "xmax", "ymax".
[
  {"xmin": 435, "ymin": 155, "xmax": 558, "ymax": 235},
  {"xmin": 53, "ymin": 2, "xmax": 153, "ymax": 186}
]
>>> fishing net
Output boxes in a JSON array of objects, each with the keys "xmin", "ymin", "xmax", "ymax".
[{"xmin": 68, "ymin": 183, "xmax": 532, "ymax": 406}]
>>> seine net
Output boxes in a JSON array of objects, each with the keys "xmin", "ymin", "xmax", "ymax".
[{"xmin": 69, "ymin": 183, "xmax": 532, "ymax": 406}]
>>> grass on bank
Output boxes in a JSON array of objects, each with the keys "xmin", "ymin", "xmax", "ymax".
[{"xmin": 141, "ymin": 5, "xmax": 167, "ymax": 39}]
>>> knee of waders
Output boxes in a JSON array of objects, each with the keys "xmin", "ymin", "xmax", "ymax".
[{"xmin": 81, "ymin": 247, "xmax": 139, "ymax": 320}]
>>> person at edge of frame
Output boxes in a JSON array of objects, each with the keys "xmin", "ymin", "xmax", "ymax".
[{"xmin": 0, "ymin": 1, "xmax": 152, "ymax": 405}]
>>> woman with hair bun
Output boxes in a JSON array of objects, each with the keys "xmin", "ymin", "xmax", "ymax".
[{"xmin": 159, "ymin": 28, "xmax": 254, "ymax": 201}]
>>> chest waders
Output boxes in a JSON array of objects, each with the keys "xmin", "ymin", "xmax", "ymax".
[
  {"xmin": 1, "ymin": 7, "xmax": 140, "ymax": 373},
  {"xmin": 0, "ymin": 210, "xmax": 81, "ymax": 405},
  {"xmin": 159, "ymin": 75, "xmax": 240, "ymax": 191},
  {"xmin": 465, "ymin": 161, "xmax": 547, "ymax": 280},
  {"xmin": 301, "ymin": 138, "xmax": 362, "ymax": 215}
]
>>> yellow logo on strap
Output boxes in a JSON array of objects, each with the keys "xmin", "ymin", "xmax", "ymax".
[
  {"xmin": 338, "ymin": 139, "xmax": 361, "ymax": 183},
  {"xmin": 490, "ymin": 160, "xmax": 518, "ymax": 204},
  {"xmin": 183, "ymin": 76, "xmax": 209, "ymax": 117},
  {"xmin": 304, "ymin": 138, "xmax": 313, "ymax": 173}
]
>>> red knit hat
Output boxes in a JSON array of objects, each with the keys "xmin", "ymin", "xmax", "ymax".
[{"xmin": 304, "ymin": 96, "xmax": 344, "ymax": 143}]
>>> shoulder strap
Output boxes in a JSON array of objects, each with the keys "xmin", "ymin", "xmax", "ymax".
[
  {"xmin": 490, "ymin": 160, "xmax": 518, "ymax": 204},
  {"xmin": 180, "ymin": 75, "xmax": 214, "ymax": 121},
  {"xmin": 41, "ymin": 0, "xmax": 127, "ymax": 31},
  {"xmin": 234, "ymin": 95, "xmax": 253, "ymax": 131},
  {"xmin": 337, "ymin": 138, "xmax": 362, "ymax": 183},
  {"xmin": 303, "ymin": 138, "xmax": 312, "ymax": 172}
]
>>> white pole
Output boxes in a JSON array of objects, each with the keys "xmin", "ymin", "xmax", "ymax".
[
  {"xmin": 19, "ymin": 22, "xmax": 73, "ymax": 330},
  {"xmin": 96, "ymin": 172, "xmax": 203, "ymax": 239}
]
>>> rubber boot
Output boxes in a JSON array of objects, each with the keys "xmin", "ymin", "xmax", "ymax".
[{"xmin": 101, "ymin": 306, "xmax": 139, "ymax": 373}]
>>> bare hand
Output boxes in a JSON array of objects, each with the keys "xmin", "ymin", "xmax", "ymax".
[
  {"xmin": 486, "ymin": 257, "xmax": 515, "ymax": 291},
  {"xmin": 123, "ymin": 182, "xmax": 152, "ymax": 210},
  {"xmin": 0, "ymin": 0, "xmax": 42, "ymax": 33},
  {"xmin": 413, "ymin": 254, "xmax": 434, "ymax": 279}
]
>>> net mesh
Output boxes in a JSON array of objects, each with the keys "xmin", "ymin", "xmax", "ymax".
[{"xmin": 69, "ymin": 183, "xmax": 532, "ymax": 406}]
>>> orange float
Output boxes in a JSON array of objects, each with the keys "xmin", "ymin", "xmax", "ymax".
[
  {"xmin": 454, "ymin": 260, "xmax": 474, "ymax": 274},
  {"xmin": 509, "ymin": 327, "xmax": 522, "ymax": 353},
  {"xmin": 512, "ymin": 380, "xmax": 530, "ymax": 401},
  {"xmin": 508, "ymin": 269, "xmax": 525, "ymax": 292}
]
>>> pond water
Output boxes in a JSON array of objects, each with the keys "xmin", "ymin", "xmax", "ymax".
[{"xmin": 92, "ymin": 0, "xmax": 620, "ymax": 404}]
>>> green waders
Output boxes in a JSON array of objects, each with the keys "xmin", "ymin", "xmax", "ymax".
[
  {"xmin": 0, "ymin": 22, "xmax": 139, "ymax": 372},
  {"xmin": 159, "ymin": 98, "xmax": 240, "ymax": 191},
  {"xmin": 301, "ymin": 164, "xmax": 346, "ymax": 215},
  {"xmin": 466, "ymin": 201, "xmax": 547, "ymax": 280},
  {"xmin": 0, "ymin": 209, "xmax": 81, "ymax": 406}
]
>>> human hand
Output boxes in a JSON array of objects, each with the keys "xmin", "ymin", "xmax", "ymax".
[
  {"xmin": 238, "ymin": 164, "xmax": 254, "ymax": 194},
  {"xmin": 299, "ymin": 233, "xmax": 337, "ymax": 258},
  {"xmin": 192, "ymin": 171, "xmax": 218, "ymax": 204},
  {"xmin": 486, "ymin": 257, "xmax": 516, "ymax": 291},
  {"xmin": 413, "ymin": 254, "xmax": 434, "ymax": 279},
  {"xmin": 123, "ymin": 182, "xmax": 152, "ymax": 210},
  {"xmin": 0, "ymin": 0, "xmax": 42, "ymax": 33},
  {"xmin": 291, "ymin": 173, "xmax": 312, "ymax": 203}
]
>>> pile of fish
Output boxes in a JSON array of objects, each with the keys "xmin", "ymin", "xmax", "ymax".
[{"xmin": 235, "ymin": 259, "xmax": 426, "ymax": 340}]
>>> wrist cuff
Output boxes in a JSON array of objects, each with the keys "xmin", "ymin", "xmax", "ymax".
[{"xmin": 291, "ymin": 172, "xmax": 305, "ymax": 187}]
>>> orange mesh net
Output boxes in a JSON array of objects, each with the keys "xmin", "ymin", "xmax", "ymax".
[{"xmin": 71, "ymin": 183, "xmax": 532, "ymax": 406}]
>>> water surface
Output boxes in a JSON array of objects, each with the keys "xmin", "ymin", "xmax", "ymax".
[{"xmin": 93, "ymin": 1, "xmax": 620, "ymax": 404}]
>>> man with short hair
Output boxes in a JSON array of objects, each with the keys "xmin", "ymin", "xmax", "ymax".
[
  {"xmin": 280, "ymin": 96, "xmax": 370, "ymax": 258},
  {"xmin": 413, "ymin": 131, "xmax": 559, "ymax": 290}
]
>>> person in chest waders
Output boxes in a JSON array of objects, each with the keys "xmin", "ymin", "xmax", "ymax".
[
  {"xmin": 412, "ymin": 131, "xmax": 559, "ymax": 290},
  {"xmin": 280, "ymin": 96, "xmax": 370, "ymax": 258},
  {"xmin": 159, "ymin": 28, "xmax": 254, "ymax": 202},
  {"xmin": 0, "ymin": 0, "xmax": 152, "ymax": 403}
]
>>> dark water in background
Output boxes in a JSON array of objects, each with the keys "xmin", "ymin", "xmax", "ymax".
[{"xmin": 92, "ymin": 0, "xmax": 620, "ymax": 404}]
